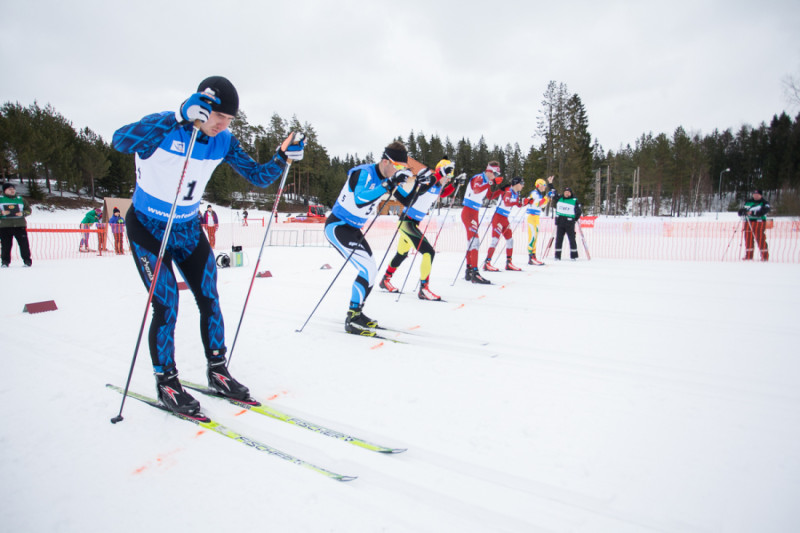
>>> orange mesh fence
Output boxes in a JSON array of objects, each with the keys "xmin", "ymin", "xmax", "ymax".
[
  {"xmin": 13, "ymin": 224, "xmax": 129, "ymax": 260},
  {"xmin": 10, "ymin": 216, "xmax": 800, "ymax": 263}
]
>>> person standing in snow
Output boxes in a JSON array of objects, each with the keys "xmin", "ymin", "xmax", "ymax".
[
  {"xmin": 96, "ymin": 211, "xmax": 108, "ymax": 252},
  {"xmin": 203, "ymin": 205, "xmax": 219, "ymax": 248},
  {"xmin": 525, "ymin": 176, "xmax": 555, "ymax": 265},
  {"xmin": 79, "ymin": 207, "xmax": 102, "ymax": 252},
  {"xmin": 108, "ymin": 207, "xmax": 126, "ymax": 254},
  {"xmin": 380, "ymin": 158, "xmax": 456, "ymax": 301},
  {"xmin": 738, "ymin": 189, "xmax": 770, "ymax": 261},
  {"xmin": 112, "ymin": 75, "xmax": 304, "ymax": 415},
  {"xmin": 482, "ymin": 176, "xmax": 525, "ymax": 272},
  {"xmin": 325, "ymin": 141, "xmax": 412, "ymax": 334},
  {"xmin": 0, "ymin": 182, "xmax": 32, "ymax": 267},
  {"xmin": 553, "ymin": 187, "xmax": 582, "ymax": 261},
  {"xmin": 461, "ymin": 161, "xmax": 505, "ymax": 284}
]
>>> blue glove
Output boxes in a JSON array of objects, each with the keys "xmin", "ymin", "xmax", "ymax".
[
  {"xmin": 548, "ymin": 189, "xmax": 556, "ymax": 198},
  {"xmin": 385, "ymin": 169, "xmax": 413, "ymax": 189},
  {"xmin": 280, "ymin": 132, "xmax": 305, "ymax": 161},
  {"xmin": 179, "ymin": 92, "xmax": 220, "ymax": 124}
]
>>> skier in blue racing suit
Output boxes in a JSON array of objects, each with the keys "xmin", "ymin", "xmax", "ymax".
[
  {"xmin": 324, "ymin": 141, "xmax": 412, "ymax": 335},
  {"xmin": 112, "ymin": 76, "xmax": 304, "ymax": 415}
]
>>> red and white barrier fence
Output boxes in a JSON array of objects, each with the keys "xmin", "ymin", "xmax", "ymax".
[{"xmin": 8, "ymin": 215, "xmax": 800, "ymax": 263}]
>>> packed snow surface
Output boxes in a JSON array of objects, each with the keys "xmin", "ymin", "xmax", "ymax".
[{"xmin": 3, "ymin": 207, "xmax": 799, "ymax": 532}]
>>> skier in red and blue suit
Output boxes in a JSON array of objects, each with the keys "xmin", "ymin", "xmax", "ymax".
[
  {"xmin": 482, "ymin": 176, "xmax": 525, "ymax": 272},
  {"xmin": 460, "ymin": 161, "xmax": 504, "ymax": 284}
]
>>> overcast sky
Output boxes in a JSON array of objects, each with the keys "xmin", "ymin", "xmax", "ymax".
[{"xmin": 2, "ymin": 0, "xmax": 798, "ymax": 161}]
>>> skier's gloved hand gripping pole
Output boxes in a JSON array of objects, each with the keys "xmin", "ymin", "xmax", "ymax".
[
  {"xmin": 226, "ymin": 132, "xmax": 305, "ymax": 368},
  {"xmin": 295, "ymin": 169, "xmax": 411, "ymax": 333},
  {"xmin": 396, "ymin": 174, "xmax": 465, "ymax": 300},
  {"xmin": 111, "ymin": 90, "xmax": 219, "ymax": 424}
]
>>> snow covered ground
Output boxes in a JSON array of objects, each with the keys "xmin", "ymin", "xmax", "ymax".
[{"xmin": 2, "ymin": 207, "xmax": 799, "ymax": 532}]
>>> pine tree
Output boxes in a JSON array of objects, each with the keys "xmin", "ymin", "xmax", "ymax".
[{"xmin": 77, "ymin": 127, "xmax": 110, "ymax": 200}]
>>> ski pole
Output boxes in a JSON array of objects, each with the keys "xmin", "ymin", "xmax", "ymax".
[
  {"xmin": 396, "ymin": 178, "xmax": 464, "ymax": 299},
  {"xmin": 374, "ymin": 184, "xmax": 423, "ymax": 274},
  {"xmin": 296, "ymin": 188, "xmax": 399, "ymax": 334},
  {"xmin": 227, "ymin": 133, "xmax": 302, "ymax": 369},
  {"xmin": 743, "ymin": 216, "xmax": 757, "ymax": 260},
  {"xmin": 394, "ymin": 216, "xmax": 434, "ymax": 300},
  {"xmin": 577, "ymin": 223, "xmax": 591, "ymax": 260},
  {"xmin": 542, "ymin": 213, "xmax": 556, "ymax": 258},
  {"xmin": 111, "ymin": 121, "xmax": 202, "ymax": 425},
  {"xmin": 542, "ymin": 236, "xmax": 554, "ymax": 258},
  {"xmin": 451, "ymin": 199, "xmax": 494, "ymax": 286},
  {"xmin": 430, "ymin": 176, "xmax": 464, "ymax": 249},
  {"xmin": 721, "ymin": 218, "xmax": 741, "ymax": 261},
  {"xmin": 489, "ymin": 206, "xmax": 526, "ymax": 267}
]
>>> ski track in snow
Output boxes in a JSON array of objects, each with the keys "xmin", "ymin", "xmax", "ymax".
[{"xmin": 2, "ymin": 207, "xmax": 799, "ymax": 532}]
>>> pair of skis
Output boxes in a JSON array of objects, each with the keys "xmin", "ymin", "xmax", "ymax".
[{"xmin": 107, "ymin": 381, "xmax": 405, "ymax": 482}]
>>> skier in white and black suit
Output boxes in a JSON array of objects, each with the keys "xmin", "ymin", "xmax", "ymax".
[
  {"xmin": 112, "ymin": 76, "xmax": 304, "ymax": 416},
  {"xmin": 324, "ymin": 141, "xmax": 412, "ymax": 335},
  {"xmin": 553, "ymin": 187, "xmax": 582, "ymax": 260}
]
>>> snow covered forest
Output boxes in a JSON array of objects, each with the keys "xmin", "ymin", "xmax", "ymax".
[{"xmin": 3, "ymin": 81, "xmax": 799, "ymax": 216}]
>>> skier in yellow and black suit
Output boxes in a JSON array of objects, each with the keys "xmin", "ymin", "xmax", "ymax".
[
  {"xmin": 525, "ymin": 175, "xmax": 555, "ymax": 265},
  {"xmin": 380, "ymin": 159, "xmax": 455, "ymax": 301}
]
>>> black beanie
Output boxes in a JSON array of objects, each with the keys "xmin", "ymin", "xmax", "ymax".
[
  {"xmin": 197, "ymin": 76, "xmax": 239, "ymax": 116},
  {"xmin": 2, "ymin": 182, "xmax": 14, "ymax": 192}
]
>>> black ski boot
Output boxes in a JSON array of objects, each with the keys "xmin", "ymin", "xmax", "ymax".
[
  {"xmin": 345, "ymin": 307, "xmax": 378, "ymax": 334},
  {"xmin": 156, "ymin": 369, "xmax": 201, "ymax": 416},
  {"xmin": 207, "ymin": 360, "xmax": 251, "ymax": 401},
  {"xmin": 470, "ymin": 267, "xmax": 491, "ymax": 284},
  {"xmin": 464, "ymin": 266, "xmax": 473, "ymax": 282}
]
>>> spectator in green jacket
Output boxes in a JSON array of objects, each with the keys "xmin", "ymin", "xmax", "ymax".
[
  {"xmin": 79, "ymin": 207, "xmax": 102, "ymax": 252},
  {"xmin": 738, "ymin": 189, "xmax": 771, "ymax": 261},
  {"xmin": 0, "ymin": 183, "xmax": 32, "ymax": 267}
]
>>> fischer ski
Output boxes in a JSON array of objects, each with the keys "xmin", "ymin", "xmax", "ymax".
[
  {"xmin": 371, "ymin": 325, "xmax": 502, "ymax": 356},
  {"xmin": 106, "ymin": 384, "xmax": 357, "ymax": 482},
  {"xmin": 343, "ymin": 327, "xmax": 409, "ymax": 344},
  {"xmin": 181, "ymin": 380, "xmax": 406, "ymax": 454}
]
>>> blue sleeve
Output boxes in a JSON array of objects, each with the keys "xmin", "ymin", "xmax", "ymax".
[
  {"xmin": 351, "ymin": 169, "xmax": 386, "ymax": 207},
  {"xmin": 225, "ymin": 137, "xmax": 289, "ymax": 188},
  {"xmin": 112, "ymin": 111, "xmax": 181, "ymax": 159}
]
